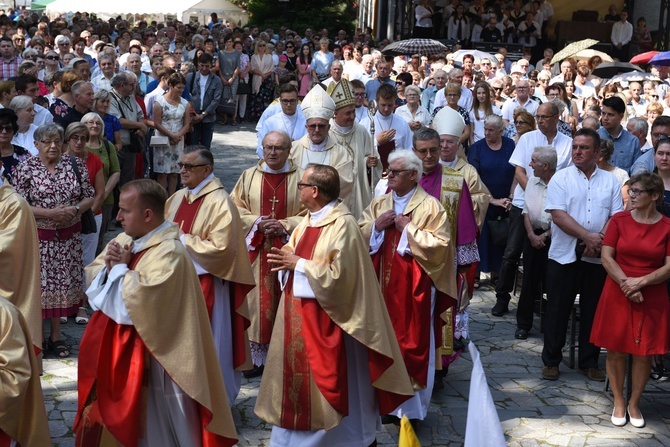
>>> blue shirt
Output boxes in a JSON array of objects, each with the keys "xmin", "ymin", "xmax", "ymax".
[
  {"xmin": 631, "ymin": 149, "xmax": 655, "ymax": 175},
  {"xmin": 597, "ymin": 127, "xmax": 641, "ymax": 174},
  {"xmin": 146, "ymin": 78, "xmax": 191, "ymax": 101},
  {"xmin": 365, "ymin": 78, "xmax": 396, "ymax": 102},
  {"xmin": 312, "ymin": 51, "xmax": 334, "ymax": 77}
]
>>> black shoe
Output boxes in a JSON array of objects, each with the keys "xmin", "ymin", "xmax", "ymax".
[
  {"xmin": 433, "ymin": 371, "xmax": 444, "ymax": 390},
  {"xmin": 514, "ymin": 328, "xmax": 529, "ymax": 340},
  {"xmin": 491, "ymin": 301, "xmax": 509, "ymax": 316},
  {"xmin": 381, "ymin": 415, "xmax": 400, "ymax": 425},
  {"xmin": 410, "ymin": 418, "xmax": 420, "ymax": 430},
  {"xmin": 453, "ymin": 337, "xmax": 466, "ymax": 351},
  {"xmin": 243, "ymin": 364, "xmax": 264, "ymax": 379},
  {"xmin": 368, "ymin": 440, "xmax": 377, "ymax": 447}
]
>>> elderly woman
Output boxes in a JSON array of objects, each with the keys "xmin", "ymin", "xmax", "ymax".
[
  {"xmin": 93, "ymin": 89, "xmax": 123, "ymax": 151},
  {"xmin": 9, "ymin": 95, "xmax": 38, "ymax": 156},
  {"xmin": 65, "ymin": 122, "xmax": 105, "ymax": 324},
  {"xmin": 82, "ymin": 112, "xmax": 120, "ymax": 254},
  {"xmin": 0, "ymin": 80, "xmax": 16, "ymax": 109},
  {"xmin": 0, "ymin": 109, "xmax": 30, "ymax": 184},
  {"xmin": 591, "ymin": 172, "xmax": 670, "ymax": 428},
  {"xmin": 506, "ymin": 107, "xmax": 536, "ymax": 142},
  {"xmin": 13, "ymin": 124, "xmax": 94, "ymax": 357},
  {"xmin": 468, "ymin": 115, "xmax": 516, "ymax": 285},
  {"xmin": 219, "ymin": 35, "xmax": 240, "ymax": 126},
  {"xmin": 249, "ymin": 39, "xmax": 275, "ymax": 121},
  {"xmin": 432, "ymin": 82, "xmax": 471, "ymax": 146},
  {"xmin": 153, "ymin": 72, "xmax": 192, "ymax": 195},
  {"xmin": 395, "ymin": 85, "xmax": 431, "ymax": 131}
]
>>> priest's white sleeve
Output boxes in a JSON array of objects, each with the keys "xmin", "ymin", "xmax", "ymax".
[
  {"xmin": 369, "ymin": 228, "xmax": 384, "ymax": 255},
  {"xmin": 292, "ymin": 258, "xmax": 316, "ymax": 299},
  {"xmin": 396, "ymin": 226, "xmax": 412, "ymax": 256},
  {"xmin": 86, "ymin": 264, "xmax": 133, "ymax": 325}
]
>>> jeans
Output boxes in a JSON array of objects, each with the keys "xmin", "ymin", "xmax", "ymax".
[{"xmin": 191, "ymin": 122, "xmax": 215, "ymax": 148}]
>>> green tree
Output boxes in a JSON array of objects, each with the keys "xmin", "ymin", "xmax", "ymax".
[{"xmin": 238, "ymin": 0, "xmax": 357, "ymax": 36}]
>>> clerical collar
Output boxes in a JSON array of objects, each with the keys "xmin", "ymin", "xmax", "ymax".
[
  {"xmin": 132, "ymin": 220, "xmax": 172, "ymax": 252},
  {"xmin": 439, "ymin": 158, "xmax": 458, "ymax": 168},
  {"xmin": 309, "ymin": 138, "xmax": 328, "ymax": 152},
  {"xmin": 263, "ymin": 162, "xmax": 290, "ymax": 173},
  {"xmin": 282, "ymin": 111, "xmax": 297, "ymax": 121},
  {"xmin": 393, "ymin": 186, "xmax": 416, "ymax": 213},
  {"xmin": 309, "ymin": 199, "xmax": 338, "ymax": 225},
  {"xmin": 189, "ymin": 173, "xmax": 215, "ymax": 195},
  {"xmin": 332, "ymin": 120, "xmax": 353, "ymax": 134}
]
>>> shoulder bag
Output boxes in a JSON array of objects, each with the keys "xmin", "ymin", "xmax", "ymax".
[{"xmin": 69, "ymin": 156, "xmax": 97, "ymax": 235}]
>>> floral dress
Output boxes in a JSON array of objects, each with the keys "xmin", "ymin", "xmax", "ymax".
[
  {"xmin": 153, "ymin": 95, "xmax": 188, "ymax": 174},
  {"xmin": 14, "ymin": 155, "xmax": 94, "ymax": 318},
  {"xmin": 49, "ymin": 97, "xmax": 71, "ymax": 119}
]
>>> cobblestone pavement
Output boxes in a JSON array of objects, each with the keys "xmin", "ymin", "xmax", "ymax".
[{"xmin": 44, "ymin": 123, "xmax": 670, "ymax": 446}]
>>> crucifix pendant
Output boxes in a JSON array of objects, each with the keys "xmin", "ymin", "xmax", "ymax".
[{"xmin": 269, "ymin": 195, "xmax": 279, "ymax": 219}]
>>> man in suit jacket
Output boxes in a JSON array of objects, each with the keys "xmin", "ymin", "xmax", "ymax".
[{"xmin": 187, "ymin": 52, "xmax": 223, "ymax": 148}]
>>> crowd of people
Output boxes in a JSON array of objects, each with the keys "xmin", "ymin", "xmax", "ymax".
[{"xmin": 1, "ymin": 2, "xmax": 670, "ymax": 446}]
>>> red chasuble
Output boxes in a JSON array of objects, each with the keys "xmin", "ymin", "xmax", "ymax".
[
  {"xmin": 372, "ymin": 226, "xmax": 433, "ymax": 388},
  {"xmin": 0, "ymin": 431, "xmax": 10, "ymax": 447},
  {"xmin": 248, "ymin": 173, "xmax": 288, "ymax": 344},
  {"xmin": 173, "ymin": 195, "xmax": 252, "ymax": 369},
  {"xmin": 74, "ymin": 252, "xmax": 232, "ymax": 447},
  {"xmin": 280, "ymin": 227, "xmax": 349, "ymax": 430}
]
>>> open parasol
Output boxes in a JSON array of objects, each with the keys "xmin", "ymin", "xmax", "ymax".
[
  {"xmin": 592, "ymin": 62, "xmax": 643, "ymax": 79},
  {"xmin": 450, "ymin": 49, "xmax": 499, "ymax": 65},
  {"xmin": 606, "ymin": 72, "xmax": 661, "ymax": 85},
  {"xmin": 630, "ymin": 51, "xmax": 660, "ymax": 65},
  {"xmin": 572, "ymin": 49, "xmax": 613, "ymax": 63},
  {"xmin": 648, "ymin": 51, "xmax": 670, "ymax": 67},
  {"xmin": 550, "ymin": 39, "xmax": 599, "ymax": 65},
  {"xmin": 381, "ymin": 38, "xmax": 448, "ymax": 56}
]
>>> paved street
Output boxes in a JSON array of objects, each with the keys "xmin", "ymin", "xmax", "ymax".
[{"xmin": 44, "ymin": 122, "xmax": 670, "ymax": 446}]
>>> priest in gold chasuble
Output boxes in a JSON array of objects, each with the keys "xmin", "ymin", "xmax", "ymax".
[
  {"xmin": 327, "ymin": 80, "xmax": 382, "ymax": 219},
  {"xmin": 231, "ymin": 130, "xmax": 306, "ymax": 376},
  {"xmin": 165, "ymin": 147, "xmax": 255, "ymax": 405},
  {"xmin": 256, "ymin": 165, "xmax": 413, "ymax": 447},
  {"xmin": 77, "ymin": 180, "xmax": 237, "ymax": 446},
  {"xmin": 359, "ymin": 150, "xmax": 454, "ymax": 423}
]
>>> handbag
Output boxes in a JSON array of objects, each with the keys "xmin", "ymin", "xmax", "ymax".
[
  {"xmin": 150, "ymin": 134, "xmax": 170, "ymax": 146},
  {"xmin": 111, "ymin": 92, "xmax": 146, "ymax": 154},
  {"xmin": 69, "ymin": 156, "xmax": 97, "ymax": 235},
  {"xmin": 237, "ymin": 79, "xmax": 250, "ymax": 95},
  {"xmin": 487, "ymin": 214, "xmax": 509, "ymax": 247}
]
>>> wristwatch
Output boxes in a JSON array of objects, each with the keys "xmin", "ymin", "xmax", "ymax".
[{"xmin": 75, "ymin": 205, "xmax": 80, "ymax": 214}]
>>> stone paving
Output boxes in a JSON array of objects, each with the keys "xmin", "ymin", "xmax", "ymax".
[{"xmin": 43, "ymin": 122, "xmax": 670, "ymax": 446}]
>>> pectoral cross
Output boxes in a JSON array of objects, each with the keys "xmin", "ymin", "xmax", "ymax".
[{"xmin": 269, "ymin": 196, "xmax": 280, "ymax": 219}]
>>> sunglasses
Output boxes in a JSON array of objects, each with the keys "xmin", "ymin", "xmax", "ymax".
[{"xmin": 46, "ymin": 55, "xmax": 59, "ymax": 60}]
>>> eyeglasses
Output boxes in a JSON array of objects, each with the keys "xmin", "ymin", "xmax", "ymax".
[
  {"xmin": 178, "ymin": 162, "xmax": 209, "ymax": 170},
  {"xmin": 493, "ymin": 87, "xmax": 503, "ymax": 91},
  {"xmin": 387, "ymin": 169, "xmax": 412, "ymax": 176},
  {"xmin": 297, "ymin": 182, "xmax": 316, "ymax": 189},
  {"xmin": 69, "ymin": 135, "xmax": 87, "ymax": 142},
  {"xmin": 652, "ymin": 133, "xmax": 670, "ymax": 140},
  {"xmin": 396, "ymin": 81, "xmax": 405, "ymax": 86},
  {"xmin": 40, "ymin": 139, "xmax": 62, "ymax": 147},
  {"xmin": 263, "ymin": 145, "xmax": 288, "ymax": 152},
  {"xmin": 306, "ymin": 123, "xmax": 328, "ymax": 130},
  {"xmin": 535, "ymin": 114, "xmax": 557, "ymax": 121},
  {"xmin": 280, "ymin": 99, "xmax": 297, "ymax": 105},
  {"xmin": 414, "ymin": 148, "xmax": 439, "ymax": 155},
  {"xmin": 406, "ymin": 94, "xmax": 419, "ymax": 98},
  {"xmin": 514, "ymin": 120, "xmax": 529, "ymax": 126},
  {"xmin": 13, "ymin": 38, "xmax": 24, "ymax": 42},
  {"xmin": 354, "ymin": 92, "xmax": 366, "ymax": 97},
  {"xmin": 650, "ymin": 94, "xmax": 659, "ymax": 98},
  {"xmin": 46, "ymin": 55, "xmax": 59, "ymax": 60},
  {"xmin": 0, "ymin": 124, "xmax": 13, "ymax": 133},
  {"xmin": 628, "ymin": 188, "xmax": 649, "ymax": 197}
]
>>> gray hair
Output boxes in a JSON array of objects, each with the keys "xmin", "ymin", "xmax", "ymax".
[
  {"xmin": 71, "ymin": 80, "xmax": 93, "ymax": 96},
  {"xmin": 405, "ymin": 85, "xmax": 421, "ymax": 97},
  {"xmin": 581, "ymin": 116, "xmax": 601, "ymax": 131},
  {"xmin": 484, "ymin": 114, "xmax": 504, "ymax": 130},
  {"xmin": 191, "ymin": 34, "xmax": 204, "ymax": 45},
  {"xmin": 9, "ymin": 95, "xmax": 33, "ymax": 111},
  {"xmin": 449, "ymin": 68, "xmax": 463, "ymax": 78},
  {"xmin": 54, "ymin": 35, "xmax": 71, "ymax": 46},
  {"xmin": 361, "ymin": 54, "xmax": 374, "ymax": 63},
  {"xmin": 34, "ymin": 123, "xmax": 64, "ymax": 142},
  {"xmin": 97, "ymin": 54, "xmax": 115, "ymax": 65},
  {"xmin": 548, "ymin": 99, "xmax": 565, "ymax": 115},
  {"xmin": 111, "ymin": 71, "xmax": 136, "ymax": 88},
  {"xmin": 412, "ymin": 127, "xmax": 440, "ymax": 148},
  {"xmin": 183, "ymin": 145, "xmax": 214, "ymax": 166},
  {"xmin": 387, "ymin": 149, "xmax": 423, "ymax": 181},
  {"xmin": 264, "ymin": 130, "xmax": 291, "ymax": 149},
  {"xmin": 331, "ymin": 60, "xmax": 343, "ymax": 70},
  {"xmin": 532, "ymin": 146, "xmax": 557, "ymax": 171},
  {"xmin": 81, "ymin": 112, "xmax": 106, "ymax": 135},
  {"xmin": 628, "ymin": 117, "xmax": 649, "ymax": 136}
]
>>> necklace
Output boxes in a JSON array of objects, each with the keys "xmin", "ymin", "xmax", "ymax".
[{"xmin": 263, "ymin": 174, "xmax": 287, "ymax": 219}]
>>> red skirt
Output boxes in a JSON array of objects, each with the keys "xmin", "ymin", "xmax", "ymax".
[{"xmin": 591, "ymin": 268, "xmax": 670, "ymax": 356}]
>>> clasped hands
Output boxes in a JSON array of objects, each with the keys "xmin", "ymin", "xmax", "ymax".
[
  {"xmin": 104, "ymin": 240, "xmax": 133, "ymax": 271},
  {"xmin": 620, "ymin": 277, "xmax": 645, "ymax": 304},
  {"xmin": 50, "ymin": 204, "xmax": 78, "ymax": 224},
  {"xmin": 374, "ymin": 210, "xmax": 410, "ymax": 233},
  {"xmin": 258, "ymin": 216, "xmax": 285, "ymax": 239},
  {"xmin": 579, "ymin": 231, "xmax": 603, "ymax": 258},
  {"xmin": 268, "ymin": 247, "xmax": 300, "ymax": 272}
]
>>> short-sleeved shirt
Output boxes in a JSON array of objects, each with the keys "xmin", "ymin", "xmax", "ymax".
[
  {"xmin": 545, "ymin": 166, "xmax": 623, "ymax": 265},
  {"xmin": 102, "ymin": 113, "xmax": 123, "ymax": 144},
  {"xmin": 87, "ymin": 140, "xmax": 120, "ymax": 206},
  {"xmin": 107, "ymin": 90, "xmax": 144, "ymax": 145},
  {"xmin": 597, "ymin": 126, "xmax": 642, "ymax": 173},
  {"xmin": 501, "ymin": 96, "xmax": 540, "ymax": 123},
  {"xmin": 523, "ymin": 176, "xmax": 551, "ymax": 231}
]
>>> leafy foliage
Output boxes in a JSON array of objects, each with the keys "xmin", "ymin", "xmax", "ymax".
[{"xmin": 232, "ymin": 0, "xmax": 357, "ymax": 35}]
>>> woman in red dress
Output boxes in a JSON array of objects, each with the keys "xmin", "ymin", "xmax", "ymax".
[{"xmin": 591, "ymin": 172, "xmax": 670, "ymax": 428}]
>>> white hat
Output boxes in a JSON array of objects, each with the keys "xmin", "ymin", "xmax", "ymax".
[
  {"xmin": 432, "ymin": 106, "xmax": 465, "ymax": 137},
  {"xmin": 326, "ymin": 80, "xmax": 356, "ymax": 109},
  {"xmin": 510, "ymin": 64, "xmax": 525, "ymax": 75},
  {"xmin": 301, "ymin": 85, "xmax": 335, "ymax": 121}
]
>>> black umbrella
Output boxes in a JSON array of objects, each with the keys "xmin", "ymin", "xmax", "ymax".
[
  {"xmin": 381, "ymin": 38, "xmax": 448, "ymax": 56},
  {"xmin": 591, "ymin": 62, "xmax": 643, "ymax": 78}
]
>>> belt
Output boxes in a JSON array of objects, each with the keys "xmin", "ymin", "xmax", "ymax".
[{"xmin": 38, "ymin": 221, "xmax": 82, "ymax": 241}]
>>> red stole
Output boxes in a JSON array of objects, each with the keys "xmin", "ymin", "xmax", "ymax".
[
  {"xmin": 174, "ymin": 194, "xmax": 252, "ymax": 370},
  {"xmin": 248, "ymin": 173, "xmax": 288, "ymax": 344},
  {"xmin": 280, "ymin": 227, "xmax": 348, "ymax": 430},
  {"xmin": 372, "ymin": 226, "xmax": 432, "ymax": 388},
  {"xmin": 0, "ymin": 431, "xmax": 10, "ymax": 447},
  {"xmin": 74, "ymin": 251, "xmax": 233, "ymax": 447}
]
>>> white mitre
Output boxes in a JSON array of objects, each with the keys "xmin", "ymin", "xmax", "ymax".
[
  {"xmin": 301, "ymin": 85, "xmax": 336, "ymax": 121},
  {"xmin": 432, "ymin": 106, "xmax": 465, "ymax": 136}
]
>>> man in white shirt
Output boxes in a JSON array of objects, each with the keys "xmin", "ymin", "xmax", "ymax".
[
  {"xmin": 541, "ymin": 128, "xmax": 623, "ymax": 382},
  {"xmin": 91, "ymin": 54, "xmax": 115, "ymax": 91},
  {"xmin": 501, "ymin": 80, "xmax": 539, "ymax": 126},
  {"xmin": 256, "ymin": 84, "xmax": 306, "ymax": 158},
  {"xmin": 433, "ymin": 68, "xmax": 473, "ymax": 112},
  {"xmin": 321, "ymin": 60, "xmax": 344, "ymax": 88},
  {"xmin": 628, "ymin": 82, "xmax": 648, "ymax": 117},
  {"xmin": 493, "ymin": 103, "xmax": 572, "ymax": 317},
  {"xmin": 611, "ymin": 10, "xmax": 633, "ymax": 61},
  {"xmin": 359, "ymin": 83, "xmax": 413, "ymax": 153},
  {"xmin": 421, "ymin": 69, "xmax": 447, "ymax": 113}
]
